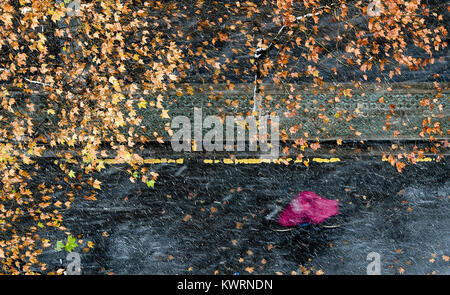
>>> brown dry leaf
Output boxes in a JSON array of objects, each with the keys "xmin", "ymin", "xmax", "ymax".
[
  {"xmin": 244, "ymin": 266, "xmax": 254, "ymax": 273},
  {"xmin": 85, "ymin": 194, "xmax": 97, "ymax": 201}
]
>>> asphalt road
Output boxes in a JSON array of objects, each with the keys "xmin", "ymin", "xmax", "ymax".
[{"xmin": 34, "ymin": 153, "xmax": 449, "ymax": 275}]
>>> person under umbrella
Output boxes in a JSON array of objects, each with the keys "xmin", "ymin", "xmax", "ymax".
[{"xmin": 279, "ymin": 191, "xmax": 339, "ymax": 227}]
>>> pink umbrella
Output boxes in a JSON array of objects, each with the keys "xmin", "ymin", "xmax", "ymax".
[{"xmin": 279, "ymin": 191, "xmax": 339, "ymax": 227}]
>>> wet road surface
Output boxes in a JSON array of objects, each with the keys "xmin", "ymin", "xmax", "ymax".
[{"xmin": 35, "ymin": 155, "xmax": 449, "ymax": 275}]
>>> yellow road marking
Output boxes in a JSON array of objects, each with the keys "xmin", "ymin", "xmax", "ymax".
[
  {"xmin": 104, "ymin": 157, "xmax": 344, "ymax": 165},
  {"xmin": 415, "ymin": 157, "xmax": 433, "ymax": 162},
  {"xmin": 98, "ymin": 156, "xmax": 443, "ymax": 165},
  {"xmin": 382, "ymin": 157, "xmax": 434, "ymax": 162},
  {"xmin": 312, "ymin": 157, "xmax": 341, "ymax": 163}
]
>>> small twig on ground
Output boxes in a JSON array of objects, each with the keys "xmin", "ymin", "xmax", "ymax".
[{"xmin": 321, "ymin": 224, "xmax": 342, "ymax": 228}]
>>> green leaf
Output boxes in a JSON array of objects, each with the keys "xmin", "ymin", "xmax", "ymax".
[
  {"xmin": 132, "ymin": 171, "xmax": 138, "ymax": 179},
  {"xmin": 37, "ymin": 222, "xmax": 44, "ymax": 228},
  {"xmin": 56, "ymin": 240, "xmax": 64, "ymax": 251},
  {"xmin": 146, "ymin": 179, "xmax": 155, "ymax": 188},
  {"xmin": 65, "ymin": 235, "xmax": 78, "ymax": 252}
]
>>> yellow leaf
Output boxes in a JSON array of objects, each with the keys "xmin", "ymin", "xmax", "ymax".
[
  {"xmin": 96, "ymin": 160, "xmax": 105, "ymax": 172},
  {"xmin": 115, "ymin": 117, "xmax": 125, "ymax": 127},
  {"xmin": 93, "ymin": 179, "xmax": 101, "ymax": 190},
  {"xmin": 186, "ymin": 86, "xmax": 194, "ymax": 95},
  {"xmin": 161, "ymin": 109, "xmax": 169, "ymax": 119},
  {"xmin": 51, "ymin": 10, "xmax": 64, "ymax": 23},
  {"xmin": 343, "ymin": 89, "xmax": 352, "ymax": 97},
  {"xmin": 37, "ymin": 42, "xmax": 45, "ymax": 52},
  {"xmin": 137, "ymin": 99, "xmax": 147, "ymax": 109},
  {"xmin": 111, "ymin": 93, "xmax": 124, "ymax": 105}
]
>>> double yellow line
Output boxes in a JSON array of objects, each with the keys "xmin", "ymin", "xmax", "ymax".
[
  {"xmin": 205, "ymin": 157, "xmax": 341, "ymax": 165},
  {"xmin": 101, "ymin": 157, "xmax": 342, "ymax": 165},
  {"xmin": 103, "ymin": 158, "xmax": 184, "ymax": 164},
  {"xmin": 100, "ymin": 156, "xmax": 435, "ymax": 165},
  {"xmin": 381, "ymin": 157, "xmax": 434, "ymax": 162}
]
